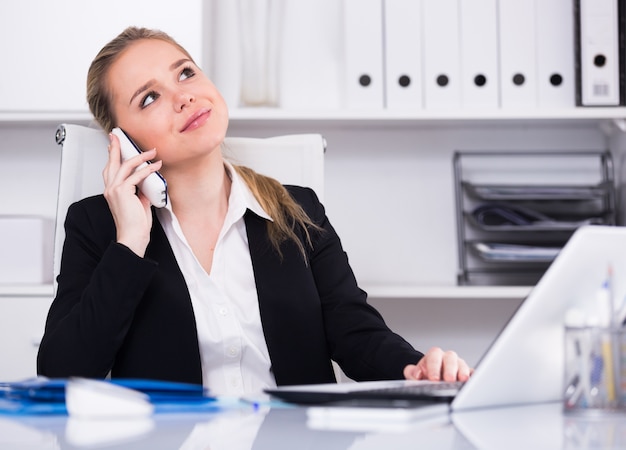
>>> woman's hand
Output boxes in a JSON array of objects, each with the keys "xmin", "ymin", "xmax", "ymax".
[
  {"xmin": 403, "ymin": 347, "xmax": 473, "ymax": 382},
  {"xmin": 103, "ymin": 132, "xmax": 163, "ymax": 257}
]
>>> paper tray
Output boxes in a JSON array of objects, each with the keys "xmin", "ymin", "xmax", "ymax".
[
  {"xmin": 463, "ymin": 183, "xmax": 609, "ymax": 201},
  {"xmin": 471, "ymin": 242, "xmax": 561, "ymax": 263}
]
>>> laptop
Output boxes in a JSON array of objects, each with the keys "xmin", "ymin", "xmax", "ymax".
[{"xmin": 266, "ymin": 225, "xmax": 626, "ymax": 411}]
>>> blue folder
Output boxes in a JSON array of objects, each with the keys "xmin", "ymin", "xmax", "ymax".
[{"xmin": 0, "ymin": 377, "xmax": 220, "ymax": 415}]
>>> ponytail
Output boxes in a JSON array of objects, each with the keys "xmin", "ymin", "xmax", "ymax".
[{"xmin": 232, "ymin": 165, "xmax": 322, "ymax": 262}]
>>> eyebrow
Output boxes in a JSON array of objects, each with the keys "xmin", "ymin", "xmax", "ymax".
[
  {"xmin": 170, "ymin": 58, "xmax": 191, "ymax": 71},
  {"xmin": 129, "ymin": 80, "xmax": 154, "ymax": 106},
  {"xmin": 128, "ymin": 58, "xmax": 193, "ymax": 105}
]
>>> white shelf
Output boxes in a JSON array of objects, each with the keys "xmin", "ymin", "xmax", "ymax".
[
  {"xmin": 357, "ymin": 284, "xmax": 531, "ymax": 300},
  {"xmin": 0, "ymin": 282, "xmax": 531, "ymax": 301},
  {"xmin": 0, "ymin": 284, "xmax": 53, "ymax": 297},
  {"xmin": 1, "ymin": 108, "xmax": 625, "ymax": 128},
  {"xmin": 0, "ymin": 112, "xmax": 94, "ymax": 126},
  {"xmin": 229, "ymin": 107, "xmax": 626, "ymax": 122},
  {"xmin": 1, "ymin": 106, "xmax": 620, "ymax": 302}
]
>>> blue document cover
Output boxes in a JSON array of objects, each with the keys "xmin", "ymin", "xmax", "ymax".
[{"xmin": 0, "ymin": 377, "xmax": 219, "ymax": 415}]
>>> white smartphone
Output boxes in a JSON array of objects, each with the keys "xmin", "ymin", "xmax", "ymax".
[{"xmin": 111, "ymin": 127, "xmax": 168, "ymax": 208}]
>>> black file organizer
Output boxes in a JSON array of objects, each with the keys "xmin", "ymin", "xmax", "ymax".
[{"xmin": 454, "ymin": 151, "xmax": 616, "ymax": 286}]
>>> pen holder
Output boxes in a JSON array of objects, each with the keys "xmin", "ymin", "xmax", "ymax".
[{"xmin": 563, "ymin": 326, "xmax": 625, "ymax": 415}]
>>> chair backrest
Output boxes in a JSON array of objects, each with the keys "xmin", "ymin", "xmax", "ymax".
[{"xmin": 53, "ymin": 123, "xmax": 326, "ymax": 293}]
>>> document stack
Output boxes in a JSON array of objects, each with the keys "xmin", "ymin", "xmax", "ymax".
[{"xmin": 342, "ymin": 0, "xmax": 625, "ymax": 110}]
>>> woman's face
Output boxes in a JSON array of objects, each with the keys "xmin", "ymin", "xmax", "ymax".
[{"xmin": 107, "ymin": 38, "xmax": 229, "ymax": 169}]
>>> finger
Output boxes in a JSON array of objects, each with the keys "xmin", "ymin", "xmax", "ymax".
[
  {"xmin": 403, "ymin": 364, "xmax": 422, "ymax": 380},
  {"xmin": 108, "ymin": 133, "xmax": 156, "ymax": 170},
  {"xmin": 105, "ymin": 159, "xmax": 162, "ymax": 205},
  {"xmin": 107, "ymin": 132, "xmax": 122, "ymax": 165},
  {"xmin": 441, "ymin": 350, "xmax": 461, "ymax": 382},
  {"xmin": 423, "ymin": 347, "xmax": 444, "ymax": 381},
  {"xmin": 136, "ymin": 189, "xmax": 153, "ymax": 210},
  {"xmin": 124, "ymin": 158, "xmax": 162, "ymax": 188},
  {"xmin": 106, "ymin": 146, "xmax": 158, "ymax": 189},
  {"xmin": 103, "ymin": 133, "xmax": 119, "ymax": 184},
  {"xmin": 122, "ymin": 148, "xmax": 158, "ymax": 171},
  {"xmin": 455, "ymin": 359, "xmax": 473, "ymax": 382}
]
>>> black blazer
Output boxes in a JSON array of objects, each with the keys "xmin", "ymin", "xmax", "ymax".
[{"xmin": 37, "ymin": 186, "xmax": 422, "ymax": 386}]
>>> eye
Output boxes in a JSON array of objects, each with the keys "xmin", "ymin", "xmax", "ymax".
[
  {"xmin": 141, "ymin": 91, "xmax": 159, "ymax": 108},
  {"xmin": 179, "ymin": 66, "xmax": 196, "ymax": 81}
]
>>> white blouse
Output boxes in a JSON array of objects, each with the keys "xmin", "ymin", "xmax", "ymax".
[{"xmin": 156, "ymin": 162, "xmax": 277, "ymax": 397}]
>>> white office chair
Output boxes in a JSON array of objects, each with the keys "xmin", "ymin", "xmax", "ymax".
[
  {"xmin": 53, "ymin": 123, "xmax": 344, "ymax": 380},
  {"xmin": 53, "ymin": 123, "xmax": 326, "ymax": 294}
]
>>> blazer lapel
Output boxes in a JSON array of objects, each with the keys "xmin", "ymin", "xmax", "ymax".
[{"xmin": 245, "ymin": 211, "xmax": 336, "ymax": 385}]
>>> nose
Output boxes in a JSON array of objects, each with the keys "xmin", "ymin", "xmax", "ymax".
[{"xmin": 175, "ymin": 91, "xmax": 195, "ymax": 112}]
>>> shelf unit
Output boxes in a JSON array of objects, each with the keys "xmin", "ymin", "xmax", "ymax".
[
  {"xmin": 0, "ymin": 284, "xmax": 54, "ymax": 297},
  {"xmin": 1, "ymin": 109, "xmax": 624, "ymax": 302},
  {"xmin": 2, "ymin": 107, "xmax": 626, "ymax": 125},
  {"xmin": 0, "ymin": 283, "xmax": 535, "ymax": 301}
]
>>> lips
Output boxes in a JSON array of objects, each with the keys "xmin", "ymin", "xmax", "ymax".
[{"xmin": 180, "ymin": 108, "xmax": 211, "ymax": 132}]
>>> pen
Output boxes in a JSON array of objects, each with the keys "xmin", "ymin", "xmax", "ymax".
[
  {"xmin": 564, "ymin": 373, "xmax": 581, "ymax": 408},
  {"xmin": 579, "ymin": 328, "xmax": 593, "ymax": 407},
  {"xmin": 594, "ymin": 274, "xmax": 618, "ymax": 405},
  {"xmin": 601, "ymin": 337, "xmax": 616, "ymax": 403},
  {"xmin": 617, "ymin": 295, "xmax": 626, "ymax": 327},
  {"xmin": 596, "ymin": 277, "xmax": 612, "ymax": 329},
  {"xmin": 564, "ymin": 309, "xmax": 592, "ymax": 408},
  {"xmin": 605, "ymin": 264, "xmax": 621, "ymax": 329}
]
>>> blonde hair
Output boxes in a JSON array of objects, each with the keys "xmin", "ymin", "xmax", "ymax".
[
  {"xmin": 86, "ymin": 26, "xmax": 321, "ymax": 261},
  {"xmin": 233, "ymin": 165, "xmax": 321, "ymax": 260},
  {"xmin": 87, "ymin": 27, "xmax": 194, "ymax": 133}
]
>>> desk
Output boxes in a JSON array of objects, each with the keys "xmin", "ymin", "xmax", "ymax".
[{"xmin": 1, "ymin": 402, "xmax": 624, "ymax": 449}]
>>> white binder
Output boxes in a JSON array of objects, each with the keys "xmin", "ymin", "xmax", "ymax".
[
  {"xmin": 459, "ymin": 0, "xmax": 499, "ymax": 109},
  {"xmin": 343, "ymin": 0, "xmax": 384, "ymax": 109},
  {"xmin": 422, "ymin": 0, "xmax": 461, "ymax": 110},
  {"xmin": 383, "ymin": 0, "xmax": 423, "ymax": 110},
  {"xmin": 497, "ymin": 0, "xmax": 537, "ymax": 109},
  {"xmin": 575, "ymin": 0, "xmax": 621, "ymax": 106},
  {"xmin": 536, "ymin": 0, "xmax": 576, "ymax": 108}
]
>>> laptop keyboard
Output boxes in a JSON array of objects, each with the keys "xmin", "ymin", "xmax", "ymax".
[
  {"xmin": 265, "ymin": 380, "xmax": 465, "ymax": 405},
  {"xmin": 358, "ymin": 381, "xmax": 464, "ymax": 399}
]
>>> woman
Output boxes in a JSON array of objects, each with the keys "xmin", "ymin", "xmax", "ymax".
[{"xmin": 37, "ymin": 27, "xmax": 471, "ymax": 395}]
